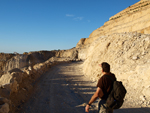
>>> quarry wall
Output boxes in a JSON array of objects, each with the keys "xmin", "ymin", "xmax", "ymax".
[
  {"xmin": 83, "ymin": 0, "xmax": 150, "ymax": 45},
  {"xmin": 81, "ymin": 33, "xmax": 150, "ymax": 105},
  {"xmin": 76, "ymin": 0, "xmax": 150, "ymax": 107}
]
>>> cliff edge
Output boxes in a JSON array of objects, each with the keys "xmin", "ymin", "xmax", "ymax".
[{"xmin": 77, "ymin": 0, "xmax": 150, "ymax": 46}]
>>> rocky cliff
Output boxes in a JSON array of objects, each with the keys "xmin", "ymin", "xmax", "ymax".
[
  {"xmin": 81, "ymin": 32, "xmax": 150, "ymax": 107},
  {"xmin": 0, "ymin": 51, "xmax": 56, "ymax": 77},
  {"xmin": 77, "ymin": 0, "xmax": 150, "ymax": 46},
  {"xmin": 76, "ymin": 0, "xmax": 150, "ymax": 108},
  {"xmin": 0, "ymin": 49, "xmax": 78, "ymax": 77},
  {"xmin": 0, "ymin": 53, "xmax": 15, "ymax": 77}
]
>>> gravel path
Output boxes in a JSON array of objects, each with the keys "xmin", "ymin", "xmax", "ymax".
[
  {"xmin": 19, "ymin": 62, "xmax": 97, "ymax": 113},
  {"xmin": 19, "ymin": 62, "xmax": 150, "ymax": 113}
]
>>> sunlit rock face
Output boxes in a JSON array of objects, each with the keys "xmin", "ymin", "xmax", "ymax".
[
  {"xmin": 75, "ymin": 0, "xmax": 150, "ymax": 106},
  {"xmin": 81, "ymin": 0, "xmax": 150, "ymax": 46}
]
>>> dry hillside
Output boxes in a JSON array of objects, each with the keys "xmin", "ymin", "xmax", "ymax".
[{"xmin": 0, "ymin": 0, "xmax": 150, "ymax": 112}]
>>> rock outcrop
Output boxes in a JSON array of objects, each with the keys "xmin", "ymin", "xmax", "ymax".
[
  {"xmin": 0, "ymin": 49, "xmax": 78, "ymax": 77},
  {"xmin": 75, "ymin": 0, "xmax": 150, "ymax": 108},
  {"xmin": 0, "ymin": 53, "xmax": 15, "ymax": 77},
  {"xmin": 81, "ymin": 32, "xmax": 150, "ymax": 107},
  {"xmin": 82, "ymin": 0, "xmax": 150, "ymax": 45}
]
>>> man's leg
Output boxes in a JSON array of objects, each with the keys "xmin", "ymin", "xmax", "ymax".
[{"xmin": 98, "ymin": 100, "xmax": 113, "ymax": 113}]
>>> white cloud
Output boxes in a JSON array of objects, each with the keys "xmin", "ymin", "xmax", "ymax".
[
  {"xmin": 73, "ymin": 17, "xmax": 84, "ymax": 21},
  {"xmin": 66, "ymin": 14, "xmax": 74, "ymax": 17},
  {"xmin": 66, "ymin": 14, "xmax": 84, "ymax": 21}
]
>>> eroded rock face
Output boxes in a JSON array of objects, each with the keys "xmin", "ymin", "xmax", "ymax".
[
  {"xmin": 0, "ymin": 53, "xmax": 15, "ymax": 77},
  {"xmin": 56, "ymin": 48, "xmax": 78, "ymax": 59},
  {"xmin": 2, "ymin": 55, "xmax": 29, "ymax": 74},
  {"xmin": 81, "ymin": 0, "xmax": 150, "ymax": 45},
  {"xmin": 0, "ymin": 49, "xmax": 79, "ymax": 76},
  {"xmin": 82, "ymin": 33, "xmax": 150, "ymax": 105},
  {"xmin": 76, "ymin": 1, "xmax": 150, "ymax": 105}
]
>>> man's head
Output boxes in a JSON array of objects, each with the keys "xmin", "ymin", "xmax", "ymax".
[{"xmin": 101, "ymin": 62, "xmax": 110, "ymax": 73}]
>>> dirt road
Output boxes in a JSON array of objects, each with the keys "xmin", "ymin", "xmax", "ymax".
[
  {"xmin": 19, "ymin": 62, "xmax": 150, "ymax": 113},
  {"xmin": 19, "ymin": 62, "xmax": 97, "ymax": 113}
]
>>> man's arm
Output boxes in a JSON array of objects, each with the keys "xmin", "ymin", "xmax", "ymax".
[{"xmin": 85, "ymin": 87, "xmax": 103, "ymax": 112}]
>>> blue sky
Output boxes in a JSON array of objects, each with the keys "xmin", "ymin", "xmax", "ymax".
[{"xmin": 0, "ymin": 0, "xmax": 139, "ymax": 54}]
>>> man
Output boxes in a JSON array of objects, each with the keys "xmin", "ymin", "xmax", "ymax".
[{"xmin": 85, "ymin": 62, "xmax": 116, "ymax": 113}]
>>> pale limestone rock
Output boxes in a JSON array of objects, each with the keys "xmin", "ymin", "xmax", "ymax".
[
  {"xmin": 82, "ymin": 1, "xmax": 150, "ymax": 45},
  {"xmin": 142, "ymin": 86, "xmax": 150, "ymax": 98},
  {"xmin": 140, "ymin": 95, "xmax": 146, "ymax": 101},
  {"xmin": 81, "ymin": 33, "xmax": 150, "ymax": 103},
  {"xmin": 57, "ymin": 48, "xmax": 78, "ymax": 59},
  {"xmin": 28, "ymin": 66, "xmax": 32, "ymax": 71},
  {"xmin": 2, "ymin": 55, "xmax": 28, "ymax": 74},
  {"xmin": 132, "ymin": 56, "xmax": 138, "ymax": 60},
  {"xmin": 24, "ymin": 69, "xmax": 31, "ymax": 76},
  {"xmin": 0, "ymin": 73, "xmax": 12, "ymax": 86}
]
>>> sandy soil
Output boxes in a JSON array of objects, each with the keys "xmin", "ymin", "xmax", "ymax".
[{"xmin": 17, "ymin": 61, "xmax": 150, "ymax": 113}]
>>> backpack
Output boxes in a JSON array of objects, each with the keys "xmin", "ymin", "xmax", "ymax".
[{"xmin": 104, "ymin": 75, "xmax": 127, "ymax": 109}]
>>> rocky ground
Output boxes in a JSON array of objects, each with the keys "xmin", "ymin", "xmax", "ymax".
[
  {"xmin": 15, "ymin": 61, "xmax": 96, "ymax": 113},
  {"xmin": 11, "ymin": 61, "xmax": 150, "ymax": 113},
  {"xmin": 1, "ymin": 33, "xmax": 150, "ymax": 113}
]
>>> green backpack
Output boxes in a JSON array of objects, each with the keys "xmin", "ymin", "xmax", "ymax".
[{"xmin": 105, "ymin": 75, "xmax": 127, "ymax": 109}]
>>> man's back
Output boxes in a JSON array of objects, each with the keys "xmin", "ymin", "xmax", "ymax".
[{"xmin": 97, "ymin": 73, "xmax": 116, "ymax": 100}]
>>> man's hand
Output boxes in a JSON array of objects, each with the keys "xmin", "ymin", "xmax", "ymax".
[
  {"xmin": 85, "ymin": 104, "xmax": 90, "ymax": 112},
  {"xmin": 85, "ymin": 87, "xmax": 102, "ymax": 112}
]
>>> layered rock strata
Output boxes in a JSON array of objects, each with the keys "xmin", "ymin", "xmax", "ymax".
[{"xmin": 81, "ymin": 0, "xmax": 150, "ymax": 45}]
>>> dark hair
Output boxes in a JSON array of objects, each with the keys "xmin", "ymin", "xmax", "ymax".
[{"xmin": 101, "ymin": 62, "xmax": 110, "ymax": 72}]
